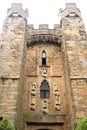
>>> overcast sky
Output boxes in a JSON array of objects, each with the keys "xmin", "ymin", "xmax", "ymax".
[{"xmin": 0, "ymin": 0, "xmax": 87, "ymax": 32}]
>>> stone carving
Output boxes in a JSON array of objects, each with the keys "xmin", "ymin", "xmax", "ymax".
[
  {"xmin": 42, "ymin": 99, "xmax": 48, "ymax": 114},
  {"xmin": 53, "ymin": 83, "xmax": 61, "ymax": 111},
  {"xmin": 42, "ymin": 66, "xmax": 47, "ymax": 78},
  {"xmin": 27, "ymin": 34, "xmax": 61, "ymax": 45},
  {"xmin": 30, "ymin": 83, "xmax": 36, "ymax": 110},
  {"xmin": 30, "ymin": 97, "xmax": 35, "ymax": 110},
  {"xmin": 30, "ymin": 83, "xmax": 36, "ymax": 96}
]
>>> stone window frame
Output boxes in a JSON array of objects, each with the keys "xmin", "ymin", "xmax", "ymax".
[
  {"xmin": 40, "ymin": 80, "xmax": 50, "ymax": 99},
  {"xmin": 42, "ymin": 51, "xmax": 46, "ymax": 66}
]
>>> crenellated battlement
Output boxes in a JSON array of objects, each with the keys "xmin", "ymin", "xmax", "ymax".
[
  {"xmin": 59, "ymin": 3, "xmax": 81, "ymax": 20},
  {"xmin": 27, "ymin": 24, "xmax": 60, "ymax": 30},
  {"xmin": 26, "ymin": 24, "xmax": 62, "ymax": 44},
  {"xmin": 6, "ymin": 3, "xmax": 28, "ymax": 21}
]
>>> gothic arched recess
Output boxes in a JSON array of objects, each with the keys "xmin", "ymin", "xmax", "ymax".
[{"xmin": 21, "ymin": 34, "xmax": 70, "ymax": 130}]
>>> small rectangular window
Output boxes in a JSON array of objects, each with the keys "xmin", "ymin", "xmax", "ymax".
[
  {"xmin": 42, "ymin": 51, "xmax": 46, "ymax": 66},
  {"xmin": 69, "ymin": 13, "xmax": 75, "ymax": 17},
  {"xmin": 12, "ymin": 13, "xmax": 19, "ymax": 17}
]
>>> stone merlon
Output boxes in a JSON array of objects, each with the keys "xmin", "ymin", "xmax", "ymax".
[
  {"xmin": 59, "ymin": 3, "xmax": 81, "ymax": 20},
  {"xmin": 6, "ymin": 3, "xmax": 29, "ymax": 21}
]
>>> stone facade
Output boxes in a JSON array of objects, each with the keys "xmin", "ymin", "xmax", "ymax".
[{"xmin": 0, "ymin": 3, "xmax": 87, "ymax": 130}]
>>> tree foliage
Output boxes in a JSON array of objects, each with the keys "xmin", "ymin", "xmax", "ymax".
[
  {"xmin": 0, "ymin": 117, "xmax": 15, "ymax": 130},
  {"xmin": 75, "ymin": 117, "xmax": 87, "ymax": 130}
]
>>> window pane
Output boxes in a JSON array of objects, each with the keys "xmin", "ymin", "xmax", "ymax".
[
  {"xmin": 40, "ymin": 80, "xmax": 50, "ymax": 99},
  {"xmin": 42, "ymin": 51, "xmax": 46, "ymax": 58},
  {"xmin": 42, "ymin": 58, "xmax": 46, "ymax": 65},
  {"xmin": 46, "ymin": 91, "xmax": 49, "ymax": 98},
  {"xmin": 42, "ymin": 51, "xmax": 46, "ymax": 65}
]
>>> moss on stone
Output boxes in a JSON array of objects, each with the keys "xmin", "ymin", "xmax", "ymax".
[{"xmin": 23, "ymin": 113, "xmax": 43, "ymax": 122}]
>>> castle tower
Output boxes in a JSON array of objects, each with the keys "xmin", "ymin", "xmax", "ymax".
[
  {"xmin": 0, "ymin": 3, "xmax": 87, "ymax": 130},
  {"xmin": 59, "ymin": 3, "xmax": 87, "ymax": 129},
  {"xmin": 0, "ymin": 3, "xmax": 28, "ymax": 123}
]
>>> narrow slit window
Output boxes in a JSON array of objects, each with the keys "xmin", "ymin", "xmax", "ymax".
[
  {"xmin": 42, "ymin": 51, "xmax": 46, "ymax": 65},
  {"xmin": 40, "ymin": 80, "xmax": 50, "ymax": 99}
]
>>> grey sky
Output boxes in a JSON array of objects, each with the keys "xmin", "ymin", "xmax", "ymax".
[{"xmin": 0, "ymin": 0, "xmax": 87, "ymax": 32}]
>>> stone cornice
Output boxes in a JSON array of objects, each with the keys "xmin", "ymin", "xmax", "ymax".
[{"xmin": 27, "ymin": 34, "xmax": 61, "ymax": 46}]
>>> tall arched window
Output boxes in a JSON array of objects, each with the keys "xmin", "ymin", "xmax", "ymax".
[
  {"xmin": 40, "ymin": 80, "xmax": 50, "ymax": 99},
  {"xmin": 42, "ymin": 51, "xmax": 46, "ymax": 66}
]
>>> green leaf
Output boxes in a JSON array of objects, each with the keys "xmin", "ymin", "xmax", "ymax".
[
  {"xmin": 0, "ymin": 117, "xmax": 15, "ymax": 130},
  {"xmin": 75, "ymin": 117, "xmax": 87, "ymax": 130}
]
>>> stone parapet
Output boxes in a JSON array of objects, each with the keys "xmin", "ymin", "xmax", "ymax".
[
  {"xmin": 39, "ymin": 24, "xmax": 49, "ymax": 29},
  {"xmin": 26, "ymin": 24, "xmax": 62, "ymax": 44},
  {"xmin": 27, "ymin": 24, "xmax": 60, "ymax": 30},
  {"xmin": 6, "ymin": 3, "xmax": 28, "ymax": 21},
  {"xmin": 59, "ymin": 3, "xmax": 81, "ymax": 20}
]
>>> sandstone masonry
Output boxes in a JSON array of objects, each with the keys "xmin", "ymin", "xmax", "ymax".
[{"xmin": 0, "ymin": 3, "xmax": 87, "ymax": 130}]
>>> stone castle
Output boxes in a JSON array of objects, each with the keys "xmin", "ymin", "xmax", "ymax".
[{"xmin": 0, "ymin": 3, "xmax": 87, "ymax": 130}]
